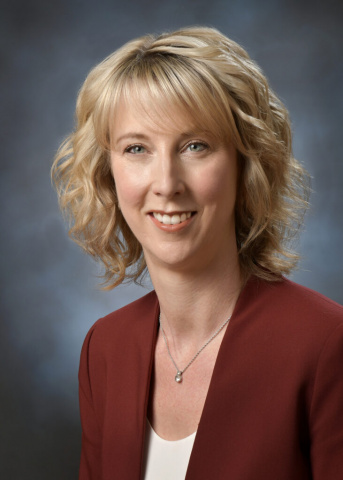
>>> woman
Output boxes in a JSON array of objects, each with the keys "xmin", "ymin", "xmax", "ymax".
[{"xmin": 52, "ymin": 27, "xmax": 343, "ymax": 480}]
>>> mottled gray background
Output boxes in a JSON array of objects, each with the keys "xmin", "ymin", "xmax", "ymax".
[{"xmin": 1, "ymin": 0, "xmax": 342, "ymax": 477}]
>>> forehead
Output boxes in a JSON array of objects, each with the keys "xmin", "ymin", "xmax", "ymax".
[
  {"xmin": 110, "ymin": 81, "xmax": 229, "ymax": 142},
  {"xmin": 112, "ymin": 98, "xmax": 200, "ymax": 139}
]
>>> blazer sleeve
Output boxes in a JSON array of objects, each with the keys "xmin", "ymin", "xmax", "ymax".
[
  {"xmin": 310, "ymin": 322, "xmax": 343, "ymax": 479},
  {"xmin": 78, "ymin": 325, "xmax": 102, "ymax": 480}
]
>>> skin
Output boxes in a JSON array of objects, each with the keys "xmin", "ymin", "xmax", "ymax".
[{"xmin": 111, "ymin": 99, "xmax": 242, "ymax": 440}]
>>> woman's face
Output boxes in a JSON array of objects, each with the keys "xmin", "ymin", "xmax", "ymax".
[{"xmin": 110, "ymin": 99, "xmax": 238, "ymax": 274}]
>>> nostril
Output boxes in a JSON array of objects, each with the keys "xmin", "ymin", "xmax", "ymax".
[{"xmin": 152, "ymin": 180, "xmax": 185, "ymax": 197}]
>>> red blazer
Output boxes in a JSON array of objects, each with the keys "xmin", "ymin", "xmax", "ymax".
[{"xmin": 78, "ymin": 276, "xmax": 343, "ymax": 479}]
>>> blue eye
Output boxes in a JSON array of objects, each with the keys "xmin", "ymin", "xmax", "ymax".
[
  {"xmin": 187, "ymin": 142, "xmax": 207, "ymax": 152},
  {"xmin": 125, "ymin": 145, "xmax": 146, "ymax": 154}
]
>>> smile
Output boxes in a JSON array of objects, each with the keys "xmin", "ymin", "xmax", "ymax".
[{"xmin": 152, "ymin": 212, "xmax": 192, "ymax": 225}]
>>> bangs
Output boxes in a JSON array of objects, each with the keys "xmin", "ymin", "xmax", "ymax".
[{"xmin": 98, "ymin": 53, "xmax": 235, "ymax": 148}]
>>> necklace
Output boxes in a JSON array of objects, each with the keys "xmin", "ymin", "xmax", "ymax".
[{"xmin": 159, "ymin": 313, "xmax": 231, "ymax": 383}]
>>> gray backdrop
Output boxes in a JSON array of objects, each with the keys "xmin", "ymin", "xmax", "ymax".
[{"xmin": 1, "ymin": 0, "xmax": 342, "ymax": 478}]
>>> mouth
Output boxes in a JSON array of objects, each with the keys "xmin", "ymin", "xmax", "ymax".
[{"xmin": 151, "ymin": 211, "xmax": 194, "ymax": 225}]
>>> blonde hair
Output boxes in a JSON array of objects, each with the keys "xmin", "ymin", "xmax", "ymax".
[{"xmin": 52, "ymin": 26, "xmax": 310, "ymax": 289}]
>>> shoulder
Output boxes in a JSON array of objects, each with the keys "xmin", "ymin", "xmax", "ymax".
[
  {"xmin": 78, "ymin": 289, "xmax": 159, "ymax": 428},
  {"xmin": 238, "ymin": 276, "xmax": 343, "ymax": 353},
  {"xmin": 248, "ymin": 275, "xmax": 342, "ymax": 323},
  {"xmin": 93, "ymin": 288, "xmax": 158, "ymax": 331},
  {"xmin": 275, "ymin": 277, "xmax": 341, "ymax": 322},
  {"xmin": 81, "ymin": 289, "xmax": 159, "ymax": 357},
  {"xmin": 272, "ymin": 277, "xmax": 343, "ymax": 339}
]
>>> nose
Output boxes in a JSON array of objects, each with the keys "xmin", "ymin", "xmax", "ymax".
[{"xmin": 151, "ymin": 153, "xmax": 185, "ymax": 198}]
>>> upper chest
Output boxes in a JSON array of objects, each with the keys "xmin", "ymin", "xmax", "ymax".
[{"xmin": 147, "ymin": 329, "xmax": 227, "ymax": 440}]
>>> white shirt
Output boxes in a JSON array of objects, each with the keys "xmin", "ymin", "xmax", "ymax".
[{"xmin": 143, "ymin": 420, "xmax": 196, "ymax": 480}]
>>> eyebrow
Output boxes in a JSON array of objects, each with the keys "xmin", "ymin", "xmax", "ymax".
[
  {"xmin": 114, "ymin": 133, "xmax": 150, "ymax": 144},
  {"xmin": 114, "ymin": 130, "xmax": 210, "ymax": 145}
]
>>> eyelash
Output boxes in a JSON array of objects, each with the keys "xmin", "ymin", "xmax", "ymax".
[
  {"xmin": 183, "ymin": 141, "xmax": 208, "ymax": 153},
  {"xmin": 124, "ymin": 144, "xmax": 146, "ymax": 154},
  {"xmin": 123, "ymin": 141, "xmax": 209, "ymax": 155}
]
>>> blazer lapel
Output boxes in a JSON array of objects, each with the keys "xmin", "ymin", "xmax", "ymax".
[
  {"xmin": 102, "ymin": 291, "xmax": 160, "ymax": 480},
  {"xmin": 185, "ymin": 277, "xmax": 261, "ymax": 479}
]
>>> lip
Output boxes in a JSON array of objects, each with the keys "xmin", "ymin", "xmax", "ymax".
[{"xmin": 148, "ymin": 211, "xmax": 196, "ymax": 232}]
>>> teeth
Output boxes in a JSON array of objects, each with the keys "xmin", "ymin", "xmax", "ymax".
[
  {"xmin": 153, "ymin": 212, "xmax": 192, "ymax": 225},
  {"xmin": 163, "ymin": 214, "xmax": 171, "ymax": 225}
]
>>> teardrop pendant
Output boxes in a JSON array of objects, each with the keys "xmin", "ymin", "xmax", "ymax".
[{"xmin": 175, "ymin": 371, "xmax": 183, "ymax": 383}]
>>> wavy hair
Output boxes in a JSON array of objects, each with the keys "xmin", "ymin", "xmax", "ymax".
[{"xmin": 52, "ymin": 26, "xmax": 310, "ymax": 288}]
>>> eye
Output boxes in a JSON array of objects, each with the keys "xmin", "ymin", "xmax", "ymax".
[
  {"xmin": 124, "ymin": 144, "xmax": 146, "ymax": 154},
  {"xmin": 185, "ymin": 142, "xmax": 208, "ymax": 153}
]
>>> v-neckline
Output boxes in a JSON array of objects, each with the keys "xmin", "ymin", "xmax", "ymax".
[{"xmin": 140, "ymin": 275, "xmax": 258, "ymax": 477}]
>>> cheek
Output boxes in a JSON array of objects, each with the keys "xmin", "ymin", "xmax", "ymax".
[
  {"xmin": 193, "ymin": 163, "xmax": 237, "ymax": 205},
  {"xmin": 112, "ymin": 164, "xmax": 147, "ymax": 209}
]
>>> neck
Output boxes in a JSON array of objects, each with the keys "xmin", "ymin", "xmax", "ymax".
[{"xmin": 146, "ymin": 250, "xmax": 242, "ymax": 347}]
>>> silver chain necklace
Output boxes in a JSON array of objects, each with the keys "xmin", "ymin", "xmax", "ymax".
[{"xmin": 159, "ymin": 313, "xmax": 231, "ymax": 383}]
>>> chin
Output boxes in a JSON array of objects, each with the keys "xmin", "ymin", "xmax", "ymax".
[{"xmin": 144, "ymin": 246, "xmax": 196, "ymax": 270}]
